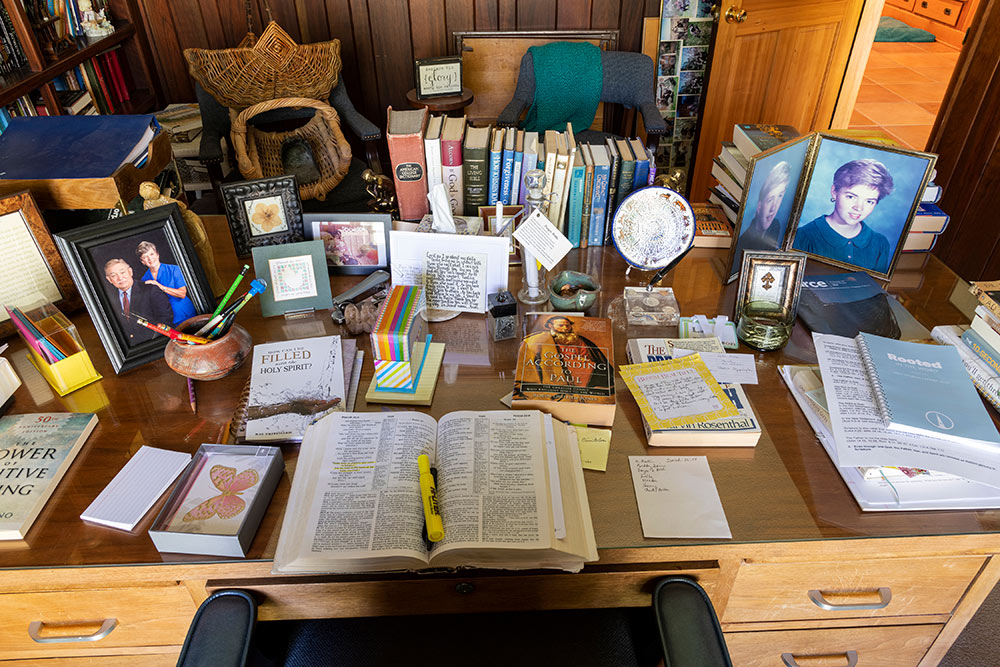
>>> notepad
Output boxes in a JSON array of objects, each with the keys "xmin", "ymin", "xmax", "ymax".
[{"xmin": 81, "ymin": 446, "xmax": 191, "ymax": 531}]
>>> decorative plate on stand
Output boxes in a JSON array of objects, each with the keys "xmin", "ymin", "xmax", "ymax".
[{"xmin": 610, "ymin": 187, "xmax": 695, "ymax": 271}]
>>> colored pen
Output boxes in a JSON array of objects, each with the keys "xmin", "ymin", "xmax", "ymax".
[
  {"xmin": 200, "ymin": 279, "xmax": 267, "ymax": 339},
  {"xmin": 211, "ymin": 264, "xmax": 249, "ymax": 318},
  {"xmin": 134, "ymin": 316, "xmax": 212, "ymax": 344},
  {"xmin": 187, "ymin": 377, "xmax": 196, "ymax": 413},
  {"xmin": 207, "ymin": 279, "xmax": 267, "ymax": 339},
  {"xmin": 418, "ymin": 454, "xmax": 444, "ymax": 542}
]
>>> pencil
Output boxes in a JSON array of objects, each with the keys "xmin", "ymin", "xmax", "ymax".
[
  {"xmin": 212, "ymin": 264, "xmax": 249, "ymax": 318},
  {"xmin": 187, "ymin": 377, "xmax": 196, "ymax": 413}
]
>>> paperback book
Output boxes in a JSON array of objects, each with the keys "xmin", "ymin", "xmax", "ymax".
[
  {"xmin": 512, "ymin": 314, "xmax": 616, "ymax": 426},
  {"xmin": 244, "ymin": 335, "xmax": 346, "ymax": 443}
]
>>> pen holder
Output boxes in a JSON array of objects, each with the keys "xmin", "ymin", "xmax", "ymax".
[
  {"xmin": 163, "ymin": 314, "xmax": 252, "ymax": 381},
  {"xmin": 14, "ymin": 303, "xmax": 101, "ymax": 396}
]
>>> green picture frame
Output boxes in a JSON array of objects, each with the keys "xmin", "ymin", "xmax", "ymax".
[{"xmin": 251, "ymin": 241, "xmax": 333, "ymax": 318}]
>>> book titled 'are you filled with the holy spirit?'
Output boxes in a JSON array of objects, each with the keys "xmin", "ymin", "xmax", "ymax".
[
  {"xmin": 0, "ymin": 412, "xmax": 98, "ymax": 540},
  {"xmin": 244, "ymin": 335, "xmax": 345, "ymax": 443},
  {"xmin": 512, "ymin": 315, "xmax": 615, "ymax": 426},
  {"xmin": 272, "ymin": 410, "xmax": 597, "ymax": 574}
]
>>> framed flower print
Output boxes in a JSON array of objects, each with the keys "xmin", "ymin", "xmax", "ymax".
[{"xmin": 221, "ymin": 176, "xmax": 304, "ymax": 257}]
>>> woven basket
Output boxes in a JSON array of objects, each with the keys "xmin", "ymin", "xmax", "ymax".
[
  {"xmin": 184, "ymin": 22, "xmax": 341, "ymax": 109},
  {"xmin": 231, "ymin": 98, "xmax": 352, "ymax": 201}
]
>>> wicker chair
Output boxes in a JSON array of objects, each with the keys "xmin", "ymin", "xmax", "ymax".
[{"xmin": 194, "ymin": 78, "xmax": 383, "ymax": 212}]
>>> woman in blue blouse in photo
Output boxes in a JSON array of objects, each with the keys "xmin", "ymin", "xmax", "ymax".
[
  {"xmin": 137, "ymin": 241, "xmax": 197, "ymax": 326},
  {"xmin": 793, "ymin": 159, "xmax": 894, "ymax": 274}
]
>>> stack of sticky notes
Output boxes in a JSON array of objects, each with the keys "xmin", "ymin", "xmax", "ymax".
[{"xmin": 370, "ymin": 285, "xmax": 428, "ymax": 391}]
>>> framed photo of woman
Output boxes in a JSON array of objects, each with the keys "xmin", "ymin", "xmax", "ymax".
[
  {"xmin": 725, "ymin": 135, "xmax": 812, "ymax": 283},
  {"xmin": 786, "ymin": 134, "xmax": 937, "ymax": 280}
]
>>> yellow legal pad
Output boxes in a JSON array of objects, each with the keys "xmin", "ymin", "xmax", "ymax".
[
  {"xmin": 618, "ymin": 353, "xmax": 738, "ymax": 430},
  {"xmin": 364, "ymin": 342, "xmax": 444, "ymax": 406}
]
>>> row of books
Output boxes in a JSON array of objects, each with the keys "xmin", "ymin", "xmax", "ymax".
[
  {"xmin": 710, "ymin": 124, "xmax": 950, "ymax": 253},
  {"xmin": 938, "ymin": 281, "xmax": 1000, "ymax": 412},
  {"xmin": 0, "ymin": 4, "xmax": 27, "ymax": 74},
  {"xmin": 386, "ymin": 109, "xmax": 656, "ymax": 247}
]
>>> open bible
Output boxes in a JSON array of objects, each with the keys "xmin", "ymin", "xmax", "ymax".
[{"xmin": 272, "ymin": 410, "xmax": 597, "ymax": 574}]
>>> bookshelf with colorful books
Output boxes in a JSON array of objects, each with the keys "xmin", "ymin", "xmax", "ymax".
[{"xmin": 0, "ymin": 0, "xmax": 158, "ymax": 130}]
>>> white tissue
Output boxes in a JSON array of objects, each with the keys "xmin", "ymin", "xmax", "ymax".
[{"xmin": 427, "ymin": 183, "xmax": 457, "ymax": 233}]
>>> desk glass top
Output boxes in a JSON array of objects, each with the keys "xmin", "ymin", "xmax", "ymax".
[{"xmin": 1, "ymin": 216, "xmax": 996, "ymax": 570}]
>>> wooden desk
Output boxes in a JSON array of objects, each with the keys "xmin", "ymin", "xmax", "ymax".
[{"xmin": 0, "ymin": 218, "xmax": 996, "ymax": 665}]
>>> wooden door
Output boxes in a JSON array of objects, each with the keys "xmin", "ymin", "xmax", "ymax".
[{"xmin": 690, "ymin": 0, "xmax": 867, "ymax": 201}]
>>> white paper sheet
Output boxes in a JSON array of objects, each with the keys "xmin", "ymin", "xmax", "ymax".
[
  {"xmin": 512, "ymin": 209, "xmax": 572, "ymax": 271},
  {"xmin": 423, "ymin": 250, "xmax": 487, "ymax": 313},
  {"xmin": 81, "ymin": 446, "xmax": 192, "ymax": 531},
  {"xmin": 629, "ymin": 456, "xmax": 731, "ymax": 539},
  {"xmin": 697, "ymin": 352, "xmax": 759, "ymax": 385},
  {"xmin": 389, "ymin": 230, "xmax": 508, "ymax": 296}
]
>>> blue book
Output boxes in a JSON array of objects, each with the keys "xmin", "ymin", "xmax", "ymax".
[
  {"xmin": 588, "ymin": 144, "xmax": 611, "ymax": 246},
  {"xmin": 518, "ymin": 131, "xmax": 538, "ymax": 206},
  {"xmin": 487, "ymin": 128, "xmax": 502, "ymax": 205},
  {"xmin": 858, "ymin": 332, "xmax": 1000, "ymax": 448},
  {"xmin": 629, "ymin": 137, "xmax": 650, "ymax": 190},
  {"xmin": 566, "ymin": 153, "xmax": 585, "ymax": 247},
  {"xmin": 499, "ymin": 128, "xmax": 515, "ymax": 205},
  {"xmin": 0, "ymin": 115, "xmax": 159, "ymax": 179},
  {"xmin": 510, "ymin": 129, "xmax": 523, "ymax": 206},
  {"xmin": 912, "ymin": 202, "xmax": 950, "ymax": 233}
]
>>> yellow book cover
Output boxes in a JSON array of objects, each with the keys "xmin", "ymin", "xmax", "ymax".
[{"xmin": 619, "ymin": 354, "xmax": 738, "ymax": 431}]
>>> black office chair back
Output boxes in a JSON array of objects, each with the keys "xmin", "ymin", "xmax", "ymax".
[{"xmin": 654, "ymin": 577, "xmax": 733, "ymax": 667}]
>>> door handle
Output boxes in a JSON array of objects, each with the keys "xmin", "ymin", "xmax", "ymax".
[{"xmin": 725, "ymin": 6, "xmax": 748, "ymax": 23}]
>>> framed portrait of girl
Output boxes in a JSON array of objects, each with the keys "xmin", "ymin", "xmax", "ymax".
[{"xmin": 786, "ymin": 134, "xmax": 937, "ymax": 281}]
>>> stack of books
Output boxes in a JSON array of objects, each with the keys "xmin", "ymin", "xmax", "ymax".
[
  {"xmin": 932, "ymin": 281, "xmax": 1000, "ymax": 411},
  {"xmin": 710, "ymin": 125, "xmax": 950, "ymax": 252},
  {"xmin": 387, "ymin": 109, "xmax": 656, "ymax": 247},
  {"xmin": 155, "ymin": 103, "xmax": 218, "ymax": 198}
]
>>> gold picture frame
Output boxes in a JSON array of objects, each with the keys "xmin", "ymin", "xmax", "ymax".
[{"xmin": 733, "ymin": 250, "xmax": 807, "ymax": 322}]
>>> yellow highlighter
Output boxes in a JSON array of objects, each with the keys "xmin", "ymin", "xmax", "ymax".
[{"xmin": 418, "ymin": 454, "xmax": 444, "ymax": 542}]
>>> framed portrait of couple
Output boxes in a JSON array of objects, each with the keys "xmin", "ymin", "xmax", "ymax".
[{"xmin": 725, "ymin": 133, "xmax": 937, "ymax": 283}]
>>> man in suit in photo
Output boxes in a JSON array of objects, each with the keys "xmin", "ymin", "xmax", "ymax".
[{"xmin": 103, "ymin": 258, "xmax": 174, "ymax": 345}]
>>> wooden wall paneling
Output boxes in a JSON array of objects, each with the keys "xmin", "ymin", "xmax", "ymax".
[
  {"xmin": 498, "ymin": 0, "xmax": 517, "ymax": 29},
  {"xmin": 591, "ymin": 0, "xmax": 622, "ymax": 29},
  {"xmin": 476, "ymin": 0, "xmax": 499, "ymax": 29},
  {"xmin": 369, "ymin": 0, "xmax": 415, "ymax": 113},
  {"xmin": 266, "ymin": 0, "xmax": 302, "ymax": 41},
  {"xmin": 446, "ymin": 0, "xmax": 476, "ymax": 53},
  {"xmin": 248, "ymin": 0, "xmax": 267, "ymax": 35},
  {"xmin": 325, "ymin": 0, "xmax": 361, "ymax": 102},
  {"xmin": 929, "ymin": 0, "xmax": 1000, "ymax": 274},
  {"xmin": 296, "ymin": 0, "xmax": 330, "ymax": 44},
  {"xmin": 349, "ymin": 0, "xmax": 380, "ymax": 124},
  {"xmin": 558, "ymin": 0, "xmax": 592, "ymax": 30},
  {"xmin": 215, "ymin": 0, "xmax": 251, "ymax": 46},
  {"xmin": 517, "ymin": 0, "xmax": 556, "ymax": 30},
  {"xmin": 172, "ymin": 0, "xmax": 212, "ymax": 49},
  {"xmin": 618, "ymin": 0, "xmax": 646, "ymax": 52},
  {"xmin": 138, "ymin": 0, "xmax": 193, "ymax": 102},
  {"xmin": 198, "ymin": 2, "xmax": 231, "ymax": 48},
  {"xmin": 411, "ymin": 0, "xmax": 449, "ymax": 58},
  {"xmin": 108, "ymin": 0, "xmax": 164, "ymax": 104}
]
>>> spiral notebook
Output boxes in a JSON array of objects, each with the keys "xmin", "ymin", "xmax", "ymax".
[{"xmin": 856, "ymin": 332, "xmax": 1000, "ymax": 449}]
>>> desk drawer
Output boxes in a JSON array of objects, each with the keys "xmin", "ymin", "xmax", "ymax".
[
  {"xmin": 0, "ymin": 586, "xmax": 195, "ymax": 658},
  {"xmin": 914, "ymin": 0, "xmax": 964, "ymax": 26},
  {"xmin": 725, "ymin": 624, "xmax": 941, "ymax": 667},
  {"xmin": 887, "ymin": 0, "xmax": 917, "ymax": 9},
  {"xmin": 216, "ymin": 566, "xmax": 719, "ymax": 620},
  {"xmin": 724, "ymin": 556, "xmax": 983, "ymax": 623}
]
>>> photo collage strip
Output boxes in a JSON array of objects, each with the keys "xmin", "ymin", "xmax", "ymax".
[{"xmin": 656, "ymin": 0, "xmax": 715, "ymax": 193}]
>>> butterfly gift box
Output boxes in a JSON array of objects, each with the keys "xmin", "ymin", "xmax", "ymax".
[{"xmin": 149, "ymin": 444, "xmax": 283, "ymax": 557}]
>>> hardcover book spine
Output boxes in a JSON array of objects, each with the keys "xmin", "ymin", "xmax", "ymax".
[
  {"xmin": 932, "ymin": 326, "xmax": 1000, "ymax": 409},
  {"xmin": 424, "ymin": 135, "xmax": 442, "ymax": 192},
  {"xmin": 567, "ymin": 163, "xmax": 585, "ymax": 247},
  {"xmin": 441, "ymin": 137, "xmax": 464, "ymax": 215},
  {"xmin": 510, "ymin": 150, "xmax": 523, "ymax": 205},
  {"xmin": 580, "ymin": 162, "xmax": 594, "ymax": 250},
  {"xmin": 616, "ymin": 159, "xmax": 636, "ymax": 207},
  {"xmin": 463, "ymin": 142, "xmax": 488, "ymax": 216},
  {"xmin": 387, "ymin": 114, "xmax": 430, "ymax": 222},
  {"xmin": 500, "ymin": 145, "xmax": 514, "ymax": 205},
  {"xmin": 519, "ymin": 150, "xmax": 537, "ymax": 207},
  {"xmin": 631, "ymin": 156, "xmax": 649, "ymax": 191},
  {"xmin": 588, "ymin": 164, "xmax": 610, "ymax": 247},
  {"xmin": 604, "ymin": 146, "xmax": 620, "ymax": 245},
  {"xmin": 488, "ymin": 143, "xmax": 502, "ymax": 205}
]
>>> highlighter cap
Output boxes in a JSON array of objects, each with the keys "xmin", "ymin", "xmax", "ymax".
[{"xmin": 418, "ymin": 454, "xmax": 431, "ymax": 474}]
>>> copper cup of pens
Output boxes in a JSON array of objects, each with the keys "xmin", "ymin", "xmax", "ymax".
[{"xmin": 164, "ymin": 314, "xmax": 252, "ymax": 381}]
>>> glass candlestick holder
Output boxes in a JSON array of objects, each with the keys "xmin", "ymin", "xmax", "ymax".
[{"xmin": 517, "ymin": 168, "xmax": 550, "ymax": 306}]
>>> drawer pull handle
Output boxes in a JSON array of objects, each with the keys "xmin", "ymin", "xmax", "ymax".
[
  {"xmin": 782, "ymin": 650, "xmax": 858, "ymax": 667},
  {"xmin": 921, "ymin": 0, "xmax": 928, "ymax": 6},
  {"xmin": 944, "ymin": 7, "xmax": 952, "ymax": 14},
  {"xmin": 28, "ymin": 619, "xmax": 118, "ymax": 643},
  {"xmin": 808, "ymin": 587, "xmax": 891, "ymax": 610}
]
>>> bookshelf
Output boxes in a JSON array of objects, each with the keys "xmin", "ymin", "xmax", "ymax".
[{"xmin": 0, "ymin": 0, "xmax": 159, "ymax": 117}]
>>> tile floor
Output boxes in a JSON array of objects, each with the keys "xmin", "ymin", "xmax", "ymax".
[{"xmin": 848, "ymin": 39, "xmax": 961, "ymax": 150}]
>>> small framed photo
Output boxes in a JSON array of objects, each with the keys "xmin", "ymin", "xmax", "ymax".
[
  {"xmin": 0, "ymin": 191, "xmax": 82, "ymax": 338},
  {"xmin": 733, "ymin": 250, "xmax": 807, "ymax": 323},
  {"xmin": 251, "ymin": 240, "xmax": 333, "ymax": 317},
  {"xmin": 53, "ymin": 205, "xmax": 215, "ymax": 374},
  {"xmin": 414, "ymin": 56, "xmax": 463, "ymax": 99},
  {"xmin": 786, "ymin": 134, "xmax": 937, "ymax": 280},
  {"xmin": 221, "ymin": 176, "xmax": 304, "ymax": 257},
  {"xmin": 149, "ymin": 444, "xmax": 283, "ymax": 557},
  {"xmin": 304, "ymin": 213, "xmax": 391, "ymax": 275},
  {"xmin": 726, "ymin": 135, "xmax": 812, "ymax": 283},
  {"xmin": 478, "ymin": 204, "xmax": 523, "ymax": 262}
]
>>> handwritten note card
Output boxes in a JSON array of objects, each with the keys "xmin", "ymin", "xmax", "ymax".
[
  {"xmin": 512, "ymin": 209, "xmax": 572, "ymax": 271},
  {"xmin": 575, "ymin": 426, "xmax": 611, "ymax": 472},
  {"xmin": 629, "ymin": 456, "xmax": 731, "ymax": 539},
  {"xmin": 687, "ymin": 352, "xmax": 759, "ymax": 385},
  {"xmin": 634, "ymin": 368, "xmax": 725, "ymax": 420},
  {"xmin": 423, "ymin": 250, "xmax": 487, "ymax": 313}
]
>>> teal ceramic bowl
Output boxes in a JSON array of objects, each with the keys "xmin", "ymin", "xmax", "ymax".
[{"xmin": 548, "ymin": 271, "xmax": 601, "ymax": 311}]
